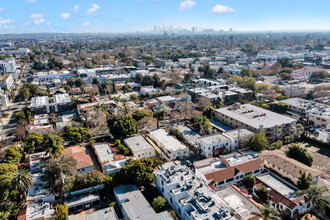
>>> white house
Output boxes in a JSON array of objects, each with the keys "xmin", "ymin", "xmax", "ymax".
[
  {"xmin": 92, "ymin": 143, "xmax": 128, "ymax": 176},
  {"xmin": 197, "ymin": 133, "xmax": 231, "ymax": 158},
  {"xmin": 124, "ymin": 135, "xmax": 155, "ymax": 159},
  {"xmin": 130, "ymin": 69, "xmax": 150, "ymax": 78},
  {"xmin": 149, "ymin": 129, "xmax": 189, "ymax": 160}
]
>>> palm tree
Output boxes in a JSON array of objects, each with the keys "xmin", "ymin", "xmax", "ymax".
[
  {"xmin": 296, "ymin": 183, "xmax": 329, "ymax": 215},
  {"xmin": 251, "ymin": 203, "xmax": 281, "ymax": 220},
  {"xmin": 121, "ymin": 103, "xmax": 130, "ymax": 116},
  {"xmin": 11, "ymin": 169, "xmax": 33, "ymax": 200}
]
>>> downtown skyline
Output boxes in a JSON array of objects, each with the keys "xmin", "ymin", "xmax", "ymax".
[{"xmin": 0, "ymin": 0, "xmax": 329, "ymax": 34}]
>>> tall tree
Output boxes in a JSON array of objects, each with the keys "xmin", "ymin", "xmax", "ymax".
[
  {"xmin": 248, "ymin": 133, "xmax": 269, "ymax": 151},
  {"xmin": 297, "ymin": 170, "xmax": 312, "ymax": 190},
  {"xmin": 43, "ymin": 133, "xmax": 65, "ymax": 158},
  {"xmin": 55, "ymin": 203, "xmax": 68, "ymax": 220}
]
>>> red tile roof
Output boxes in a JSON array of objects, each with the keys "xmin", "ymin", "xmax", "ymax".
[
  {"xmin": 255, "ymin": 176, "xmax": 308, "ymax": 210},
  {"xmin": 205, "ymin": 158, "xmax": 263, "ymax": 183},
  {"xmin": 64, "ymin": 146, "xmax": 94, "ymax": 170}
]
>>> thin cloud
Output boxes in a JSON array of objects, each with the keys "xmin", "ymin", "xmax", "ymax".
[
  {"xmin": 46, "ymin": 22, "xmax": 51, "ymax": 26},
  {"xmin": 87, "ymin": 3, "xmax": 100, "ymax": 14},
  {"xmin": 60, "ymin": 12, "xmax": 71, "ymax": 20},
  {"xmin": 29, "ymin": 13, "xmax": 45, "ymax": 25},
  {"xmin": 0, "ymin": 17, "xmax": 15, "ymax": 25},
  {"xmin": 212, "ymin": 4, "xmax": 235, "ymax": 14},
  {"xmin": 179, "ymin": 0, "xmax": 196, "ymax": 11},
  {"xmin": 74, "ymin": 5, "xmax": 80, "ymax": 13},
  {"xmin": 0, "ymin": 8, "xmax": 4, "ymax": 13},
  {"xmin": 30, "ymin": 13, "xmax": 43, "ymax": 19},
  {"xmin": 25, "ymin": 0, "xmax": 36, "ymax": 3},
  {"xmin": 33, "ymin": 18, "xmax": 44, "ymax": 25},
  {"xmin": 82, "ymin": 21, "xmax": 90, "ymax": 26}
]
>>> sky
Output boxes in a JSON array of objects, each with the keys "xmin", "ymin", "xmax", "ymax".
[{"xmin": 0, "ymin": 0, "xmax": 329, "ymax": 33}]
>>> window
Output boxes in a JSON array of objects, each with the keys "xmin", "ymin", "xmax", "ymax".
[
  {"xmin": 162, "ymin": 187, "xmax": 164, "ymax": 193},
  {"xmin": 227, "ymin": 177, "xmax": 234, "ymax": 182},
  {"xmin": 170, "ymin": 198, "xmax": 172, "ymax": 204},
  {"xmin": 178, "ymin": 208, "xmax": 181, "ymax": 215},
  {"xmin": 161, "ymin": 180, "xmax": 164, "ymax": 185},
  {"xmin": 218, "ymin": 180, "xmax": 224, "ymax": 185}
]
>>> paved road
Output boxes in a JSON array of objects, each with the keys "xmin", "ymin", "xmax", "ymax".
[{"xmin": 0, "ymin": 64, "xmax": 29, "ymax": 147}]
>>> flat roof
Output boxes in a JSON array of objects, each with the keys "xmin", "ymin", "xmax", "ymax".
[
  {"xmin": 150, "ymin": 129, "xmax": 188, "ymax": 152},
  {"xmin": 177, "ymin": 125, "xmax": 202, "ymax": 142},
  {"xmin": 257, "ymin": 173, "xmax": 297, "ymax": 199},
  {"xmin": 114, "ymin": 184, "xmax": 159, "ymax": 220},
  {"xmin": 223, "ymin": 128, "xmax": 254, "ymax": 139},
  {"xmin": 30, "ymin": 96, "xmax": 49, "ymax": 107},
  {"xmin": 156, "ymin": 96, "xmax": 177, "ymax": 102},
  {"xmin": 86, "ymin": 207, "xmax": 118, "ymax": 220},
  {"xmin": 67, "ymin": 194, "xmax": 100, "ymax": 208},
  {"xmin": 198, "ymin": 133, "xmax": 230, "ymax": 145},
  {"xmin": 280, "ymin": 98, "xmax": 330, "ymax": 120},
  {"xmin": 26, "ymin": 202, "xmax": 55, "ymax": 220},
  {"xmin": 53, "ymin": 93, "xmax": 71, "ymax": 104},
  {"xmin": 155, "ymin": 163, "xmax": 241, "ymax": 220},
  {"xmin": 124, "ymin": 135, "xmax": 154, "ymax": 152},
  {"xmin": 216, "ymin": 104, "xmax": 296, "ymax": 129},
  {"xmin": 217, "ymin": 185, "xmax": 260, "ymax": 220}
]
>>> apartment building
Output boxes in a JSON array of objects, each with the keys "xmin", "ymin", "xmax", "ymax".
[
  {"xmin": 154, "ymin": 162, "xmax": 242, "ymax": 220},
  {"xmin": 0, "ymin": 74, "xmax": 14, "ymax": 91},
  {"xmin": 30, "ymin": 96, "xmax": 50, "ymax": 114},
  {"xmin": 197, "ymin": 133, "xmax": 231, "ymax": 158},
  {"xmin": 0, "ymin": 58, "xmax": 17, "ymax": 74},
  {"xmin": 281, "ymin": 98, "xmax": 330, "ymax": 129},
  {"xmin": 215, "ymin": 103, "xmax": 297, "ymax": 142},
  {"xmin": 259, "ymin": 150, "xmax": 322, "ymax": 184}
]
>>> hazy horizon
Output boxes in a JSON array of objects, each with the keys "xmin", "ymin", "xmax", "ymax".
[{"xmin": 0, "ymin": 0, "xmax": 330, "ymax": 34}]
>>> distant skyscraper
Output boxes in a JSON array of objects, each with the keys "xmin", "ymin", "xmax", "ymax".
[{"xmin": 229, "ymin": 28, "xmax": 233, "ymax": 32}]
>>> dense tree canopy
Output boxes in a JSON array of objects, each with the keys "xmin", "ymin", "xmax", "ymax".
[
  {"xmin": 202, "ymin": 106, "xmax": 215, "ymax": 119},
  {"xmin": 287, "ymin": 144, "xmax": 313, "ymax": 167},
  {"xmin": 110, "ymin": 116, "xmax": 139, "ymax": 139},
  {"xmin": 132, "ymin": 109, "xmax": 153, "ymax": 121},
  {"xmin": 256, "ymin": 186, "xmax": 270, "ymax": 203},
  {"xmin": 43, "ymin": 133, "xmax": 65, "ymax": 158},
  {"xmin": 23, "ymin": 132, "xmax": 44, "ymax": 153},
  {"xmin": 5, "ymin": 145, "xmax": 23, "ymax": 164},
  {"xmin": 118, "ymin": 157, "xmax": 163, "ymax": 186},
  {"xmin": 44, "ymin": 155, "xmax": 77, "ymax": 193},
  {"xmin": 247, "ymin": 133, "xmax": 269, "ymax": 151},
  {"xmin": 61, "ymin": 126, "xmax": 93, "ymax": 144}
]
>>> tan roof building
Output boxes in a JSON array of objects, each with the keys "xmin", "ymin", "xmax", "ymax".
[{"xmin": 259, "ymin": 150, "xmax": 322, "ymax": 184}]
